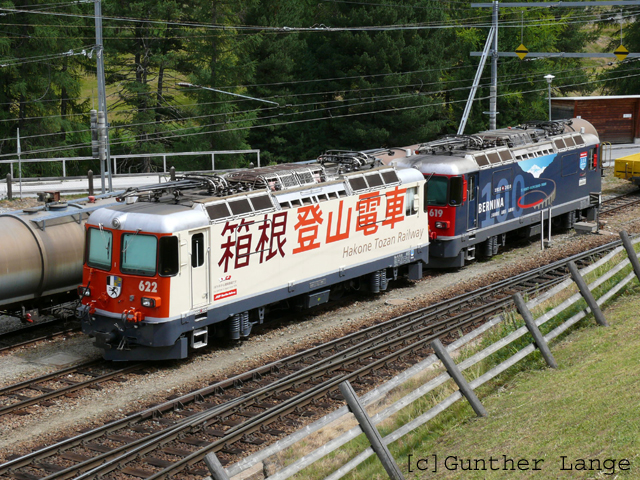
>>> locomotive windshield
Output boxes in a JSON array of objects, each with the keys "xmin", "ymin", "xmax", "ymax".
[
  {"xmin": 121, "ymin": 233, "xmax": 157, "ymax": 276},
  {"xmin": 426, "ymin": 176, "xmax": 448, "ymax": 206},
  {"xmin": 426, "ymin": 175, "xmax": 464, "ymax": 206},
  {"xmin": 86, "ymin": 227, "xmax": 112, "ymax": 270}
]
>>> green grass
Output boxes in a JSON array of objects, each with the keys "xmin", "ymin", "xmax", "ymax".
[{"xmin": 344, "ymin": 281, "xmax": 640, "ymax": 480}]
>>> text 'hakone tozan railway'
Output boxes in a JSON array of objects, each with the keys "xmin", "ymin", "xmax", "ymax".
[{"xmin": 74, "ymin": 118, "xmax": 602, "ymax": 361}]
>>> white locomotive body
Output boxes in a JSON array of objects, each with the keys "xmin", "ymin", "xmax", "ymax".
[{"xmin": 79, "ymin": 162, "xmax": 429, "ymax": 360}]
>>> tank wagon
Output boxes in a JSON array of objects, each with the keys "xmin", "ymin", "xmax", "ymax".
[
  {"xmin": 78, "ymin": 156, "xmax": 430, "ymax": 361},
  {"xmin": 0, "ymin": 195, "xmax": 119, "ymax": 321},
  {"xmin": 393, "ymin": 119, "xmax": 602, "ymax": 268}
]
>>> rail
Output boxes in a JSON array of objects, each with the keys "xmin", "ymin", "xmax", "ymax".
[{"xmin": 214, "ymin": 230, "xmax": 640, "ymax": 480}]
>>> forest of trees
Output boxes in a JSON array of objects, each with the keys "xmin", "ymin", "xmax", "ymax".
[{"xmin": 0, "ymin": 0, "xmax": 635, "ymax": 176}]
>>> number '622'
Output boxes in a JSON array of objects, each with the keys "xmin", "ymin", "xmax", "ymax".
[{"xmin": 139, "ymin": 281, "xmax": 158, "ymax": 292}]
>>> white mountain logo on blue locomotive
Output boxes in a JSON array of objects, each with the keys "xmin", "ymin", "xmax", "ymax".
[
  {"xmin": 520, "ymin": 156, "xmax": 554, "ymax": 179},
  {"xmin": 107, "ymin": 275, "xmax": 122, "ymax": 298}
]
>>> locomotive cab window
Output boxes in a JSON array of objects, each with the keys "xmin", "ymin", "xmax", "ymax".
[
  {"xmin": 191, "ymin": 233, "xmax": 205, "ymax": 268},
  {"xmin": 426, "ymin": 176, "xmax": 448, "ymax": 206},
  {"xmin": 449, "ymin": 176, "xmax": 463, "ymax": 206},
  {"xmin": 405, "ymin": 187, "xmax": 418, "ymax": 216},
  {"xmin": 159, "ymin": 236, "xmax": 179, "ymax": 276},
  {"xmin": 121, "ymin": 233, "xmax": 157, "ymax": 276},
  {"xmin": 86, "ymin": 227, "xmax": 112, "ymax": 270}
]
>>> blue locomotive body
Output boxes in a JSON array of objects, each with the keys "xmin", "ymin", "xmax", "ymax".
[{"xmin": 394, "ymin": 119, "xmax": 601, "ymax": 267}]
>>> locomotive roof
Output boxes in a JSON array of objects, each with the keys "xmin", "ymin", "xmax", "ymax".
[
  {"xmin": 393, "ymin": 118, "xmax": 599, "ymax": 177},
  {"xmin": 393, "ymin": 154, "xmax": 478, "ymax": 176},
  {"xmin": 87, "ymin": 201, "xmax": 210, "ymax": 234},
  {"xmin": 87, "ymin": 165, "xmax": 423, "ymax": 233}
]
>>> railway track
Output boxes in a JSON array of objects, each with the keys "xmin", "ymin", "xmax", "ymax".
[
  {"xmin": 0, "ymin": 300, "xmax": 80, "ymax": 354},
  {"xmin": 0, "ymin": 361, "xmax": 146, "ymax": 417},
  {"xmin": 0, "ymin": 321, "xmax": 78, "ymax": 355},
  {"xmin": 600, "ymin": 188, "xmax": 640, "ymax": 216},
  {"xmin": 0, "ymin": 240, "xmax": 624, "ymax": 480}
]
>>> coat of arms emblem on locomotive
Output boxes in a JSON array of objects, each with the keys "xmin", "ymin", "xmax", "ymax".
[{"xmin": 106, "ymin": 275, "xmax": 122, "ymax": 298}]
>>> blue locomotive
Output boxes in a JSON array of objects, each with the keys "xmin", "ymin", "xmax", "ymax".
[{"xmin": 393, "ymin": 119, "xmax": 601, "ymax": 267}]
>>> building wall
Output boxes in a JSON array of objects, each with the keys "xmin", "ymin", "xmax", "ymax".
[{"xmin": 551, "ymin": 97, "xmax": 640, "ymax": 144}]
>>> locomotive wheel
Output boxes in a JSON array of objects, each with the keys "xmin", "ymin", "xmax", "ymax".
[
  {"xmin": 560, "ymin": 210, "xmax": 576, "ymax": 230},
  {"xmin": 480, "ymin": 236, "xmax": 496, "ymax": 259}
]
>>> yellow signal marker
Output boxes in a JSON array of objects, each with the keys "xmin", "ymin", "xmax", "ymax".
[
  {"xmin": 614, "ymin": 45, "xmax": 629, "ymax": 61},
  {"xmin": 515, "ymin": 44, "xmax": 528, "ymax": 60}
]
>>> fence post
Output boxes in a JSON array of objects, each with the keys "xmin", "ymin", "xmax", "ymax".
[
  {"xmin": 431, "ymin": 338, "xmax": 487, "ymax": 417},
  {"xmin": 567, "ymin": 261, "xmax": 608, "ymax": 327},
  {"xmin": 6, "ymin": 173, "xmax": 12, "ymax": 200},
  {"xmin": 204, "ymin": 452, "xmax": 231, "ymax": 480},
  {"xmin": 87, "ymin": 170, "xmax": 94, "ymax": 196},
  {"xmin": 339, "ymin": 380, "xmax": 405, "ymax": 480},
  {"xmin": 619, "ymin": 230, "xmax": 640, "ymax": 282},
  {"xmin": 170, "ymin": 166, "xmax": 176, "ymax": 181},
  {"xmin": 540, "ymin": 210, "xmax": 545, "ymax": 251},
  {"xmin": 513, "ymin": 293, "xmax": 558, "ymax": 368}
]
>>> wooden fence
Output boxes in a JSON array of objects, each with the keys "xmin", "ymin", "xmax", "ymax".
[{"xmin": 207, "ymin": 230, "xmax": 640, "ymax": 480}]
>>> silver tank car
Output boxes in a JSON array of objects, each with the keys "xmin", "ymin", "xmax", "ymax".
[{"xmin": 0, "ymin": 195, "xmax": 119, "ymax": 320}]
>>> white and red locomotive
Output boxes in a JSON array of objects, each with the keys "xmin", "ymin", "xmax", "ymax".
[{"xmin": 78, "ymin": 157, "xmax": 429, "ymax": 360}]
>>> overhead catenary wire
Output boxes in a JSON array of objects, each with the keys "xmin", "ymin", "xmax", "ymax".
[
  {"xmin": 0, "ymin": 3, "xmax": 636, "ymax": 33},
  {"xmin": 0, "ymin": 59, "xmax": 619, "ymax": 142},
  {"xmin": 2, "ymin": 53, "xmax": 634, "ymax": 140},
  {"xmin": 3, "ymin": 68, "xmax": 640, "ymax": 159},
  {"xmin": 0, "ymin": 50, "xmax": 627, "ymax": 119}
]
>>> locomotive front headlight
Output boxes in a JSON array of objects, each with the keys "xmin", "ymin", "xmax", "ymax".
[
  {"xmin": 434, "ymin": 221, "xmax": 450, "ymax": 229},
  {"xmin": 141, "ymin": 297, "xmax": 155, "ymax": 308},
  {"xmin": 78, "ymin": 286, "xmax": 91, "ymax": 297}
]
